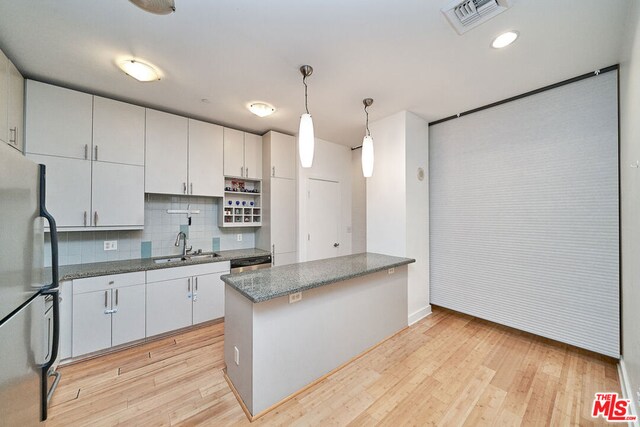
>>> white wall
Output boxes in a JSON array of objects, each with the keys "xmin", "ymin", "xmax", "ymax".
[
  {"xmin": 367, "ymin": 111, "xmax": 430, "ymax": 324},
  {"xmin": 351, "ymin": 149, "xmax": 366, "ymax": 253},
  {"xmin": 297, "ymin": 137, "xmax": 353, "ymax": 261},
  {"xmin": 620, "ymin": 0, "xmax": 640, "ymax": 416}
]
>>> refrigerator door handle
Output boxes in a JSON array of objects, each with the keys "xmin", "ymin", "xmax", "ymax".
[
  {"xmin": 38, "ymin": 164, "xmax": 59, "ymax": 290},
  {"xmin": 40, "ymin": 288, "xmax": 60, "ymax": 421}
]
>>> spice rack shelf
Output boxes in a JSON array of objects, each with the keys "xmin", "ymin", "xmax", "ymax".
[{"xmin": 218, "ymin": 177, "xmax": 262, "ymax": 227}]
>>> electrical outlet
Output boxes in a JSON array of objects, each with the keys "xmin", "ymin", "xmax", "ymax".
[
  {"xmin": 388, "ymin": 267, "xmax": 395, "ymax": 274},
  {"xmin": 234, "ymin": 346, "xmax": 240, "ymax": 366},
  {"xmin": 103, "ymin": 241, "xmax": 117, "ymax": 251},
  {"xmin": 237, "ymin": 234, "xmax": 243, "ymax": 242},
  {"xmin": 289, "ymin": 292, "xmax": 302, "ymax": 304}
]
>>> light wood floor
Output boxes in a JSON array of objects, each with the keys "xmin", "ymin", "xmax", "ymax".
[{"xmin": 46, "ymin": 307, "xmax": 620, "ymax": 426}]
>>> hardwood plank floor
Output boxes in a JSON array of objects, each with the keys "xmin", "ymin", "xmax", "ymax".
[{"xmin": 46, "ymin": 308, "xmax": 620, "ymax": 426}]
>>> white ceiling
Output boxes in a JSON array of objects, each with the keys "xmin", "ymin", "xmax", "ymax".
[{"xmin": 0, "ymin": 0, "xmax": 631, "ymax": 146}]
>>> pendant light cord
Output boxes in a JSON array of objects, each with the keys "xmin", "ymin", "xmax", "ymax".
[
  {"xmin": 364, "ymin": 104, "xmax": 370, "ymax": 136},
  {"xmin": 303, "ymin": 75, "xmax": 310, "ymax": 114}
]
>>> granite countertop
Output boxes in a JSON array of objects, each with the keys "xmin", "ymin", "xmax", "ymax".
[
  {"xmin": 221, "ymin": 252, "xmax": 415, "ymax": 303},
  {"xmin": 48, "ymin": 248, "xmax": 271, "ymax": 281}
]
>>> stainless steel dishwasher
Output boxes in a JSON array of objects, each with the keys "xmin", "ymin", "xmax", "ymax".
[{"xmin": 229, "ymin": 255, "xmax": 272, "ymax": 274}]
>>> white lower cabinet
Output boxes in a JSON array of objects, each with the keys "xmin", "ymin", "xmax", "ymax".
[
  {"xmin": 146, "ymin": 262, "xmax": 230, "ymax": 338},
  {"xmin": 192, "ymin": 273, "xmax": 225, "ymax": 324},
  {"xmin": 146, "ymin": 277, "xmax": 193, "ymax": 337},
  {"xmin": 71, "ymin": 272, "xmax": 145, "ymax": 357}
]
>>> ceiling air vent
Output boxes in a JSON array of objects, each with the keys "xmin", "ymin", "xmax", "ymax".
[{"xmin": 441, "ymin": 0, "xmax": 512, "ymax": 35}]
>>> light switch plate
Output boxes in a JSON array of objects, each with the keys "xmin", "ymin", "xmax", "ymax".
[
  {"xmin": 104, "ymin": 241, "xmax": 117, "ymax": 251},
  {"xmin": 237, "ymin": 234, "xmax": 243, "ymax": 242}
]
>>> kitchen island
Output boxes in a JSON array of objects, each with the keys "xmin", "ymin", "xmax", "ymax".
[{"xmin": 221, "ymin": 252, "xmax": 415, "ymax": 420}]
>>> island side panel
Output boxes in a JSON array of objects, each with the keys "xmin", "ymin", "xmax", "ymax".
[
  {"xmin": 224, "ymin": 285, "xmax": 255, "ymax": 413},
  {"xmin": 251, "ymin": 266, "xmax": 408, "ymax": 415}
]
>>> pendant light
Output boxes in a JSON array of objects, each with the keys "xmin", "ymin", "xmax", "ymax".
[
  {"xmin": 361, "ymin": 98, "xmax": 374, "ymax": 178},
  {"xmin": 298, "ymin": 65, "xmax": 315, "ymax": 168}
]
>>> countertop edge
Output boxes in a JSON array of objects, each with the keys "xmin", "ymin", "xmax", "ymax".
[{"xmin": 221, "ymin": 257, "xmax": 415, "ymax": 304}]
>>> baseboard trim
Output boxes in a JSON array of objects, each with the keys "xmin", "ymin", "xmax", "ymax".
[
  {"xmin": 408, "ymin": 305, "xmax": 432, "ymax": 326},
  {"xmin": 618, "ymin": 358, "xmax": 639, "ymax": 426}
]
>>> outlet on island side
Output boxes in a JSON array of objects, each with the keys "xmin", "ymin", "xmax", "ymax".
[
  {"xmin": 234, "ymin": 346, "xmax": 240, "ymax": 366},
  {"xmin": 237, "ymin": 234, "xmax": 242, "ymax": 242},
  {"xmin": 388, "ymin": 267, "xmax": 395, "ymax": 275},
  {"xmin": 289, "ymin": 292, "xmax": 302, "ymax": 304}
]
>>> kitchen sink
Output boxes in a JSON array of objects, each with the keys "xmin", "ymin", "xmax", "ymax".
[{"xmin": 153, "ymin": 253, "xmax": 220, "ymax": 264}]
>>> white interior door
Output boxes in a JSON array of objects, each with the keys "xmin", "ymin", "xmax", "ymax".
[{"xmin": 306, "ymin": 179, "xmax": 340, "ymax": 261}]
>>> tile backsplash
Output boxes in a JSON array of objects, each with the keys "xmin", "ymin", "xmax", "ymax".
[{"xmin": 45, "ymin": 194, "xmax": 256, "ymax": 267}]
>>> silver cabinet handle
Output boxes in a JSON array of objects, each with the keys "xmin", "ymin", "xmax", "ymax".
[
  {"xmin": 94, "ymin": 145, "xmax": 98, "ymax": 161},
  {"xmin": 272, "ymin": 166, "xmax": 275, "ymax": 177},
  {"xmin": 272, "ymin": 244, "xmax": 275, "ymax": 265},
  {"xmin": 190, "ymin": 183, "xmax": 193, "ymax": 195},
  {"xmin": 195, "ymin": 276, "xmax": 198, "ymax": 291},
  {"xmin": 83, "ymin": 211, "xmax": 87, "ymax": 227},
  {"xmin": 104, "ymin": 290, "xmax": 108, "ymax": 308},
  {"xmin": 183, "ymin": 182, "xmax": 187, "ymax": 194},
  {"xmin": 115, "ymin": 289, "xmax": 118, "ymax": 306},
  {"xmin": 246, "ymin": 167, "xmax": 249, "ymax": 178},
  {"xmin": 240, "ymin": 166, "xmax": 244, "ymax": 177},
  {"xmin": 9, "ymin": 127, "xmax": 17, "ymax": 144},
  {"xmin": 188, "ymin": 277, "xmax": 191, "ymax": 292},
  {"xmin": 84, "ymin": 144, "xmax": 88, "ymax": 160},
  {"xmin": 104, "ymin": 308, "xmax": 117, "ymax": 314},
  {"xmin": 94, "ymin": 211, "xmax": 98, "ymax": 226}
]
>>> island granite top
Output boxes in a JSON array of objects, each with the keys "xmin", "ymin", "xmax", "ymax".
[
  {"xmin": 47, "ymin": 248, "xmax": 271, "ymax": 282},
  {"xmin": 221, "ymin": 252, "xmax": 415, "ymax": 303}
]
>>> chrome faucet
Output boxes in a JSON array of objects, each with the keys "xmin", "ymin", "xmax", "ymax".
[{"xmin": 174, "ymin": 231, "xmax": 192, "ymax": 257}]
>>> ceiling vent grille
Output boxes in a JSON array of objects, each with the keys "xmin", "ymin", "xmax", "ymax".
[{"xmin": 442, "ymin": 0, "xmax": 512, "ymax": 34}]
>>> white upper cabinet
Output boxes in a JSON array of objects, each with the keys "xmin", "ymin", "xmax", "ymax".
[
  {"xmin": 25, "ymin": 80, "xmax": 93, "ymax": 159},
  {"xmin": 223, "ymin": 127, "xmax": 245, "ymax": 177},
  {"xmin": 265, "ymin": 131, "xmax": 296, "ymax": 180},
  {"xmin": 244, "ymin": 132, "xmax": 262, "ymax": 180},
  {"xmin": 92, "ymin": 162, "xmax": 144, "ymax": 227},
  {"xmin": 92, "ymin": 96, "xmax": 145, "ymax": 166},
  {"xmin": 145, "ymin": 109, "xmax": 188, "ymax": 195},
  {"xmin": 0, "ymin": 50, "xmax": 8, "ymax": 145},
  {"xmin": 26, "ymin": 153, "xmax": 91, "ymax": 228},
  {"xmin": 8, "ymin": 61, "xmax": 24, "ymax": 153},
  {"xmin": 188, "ymin": 119, "xmax": 223, "ymax": 197},
  {"xmin": 223, "ymin": 128, "xmax": 262, "ymax": 179}
]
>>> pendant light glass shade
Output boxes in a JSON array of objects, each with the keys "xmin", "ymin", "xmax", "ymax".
[
  {"xmin": 361, "ymin": 135, "xmax": 374, "ymax": 177},
  {"xmin": 299, "ymin": 113, "xmax": 315, "ymax": 168}
]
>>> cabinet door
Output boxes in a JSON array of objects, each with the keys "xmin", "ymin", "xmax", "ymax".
[
  {"xmin": 25, "ymin": 80, "xmax": 93, "ymax": 159},
  {"xmin": 7, "ymin": 61, "xmax": 24, "ymax": 152},
  {"xmin": 92, "ymin": 162, "xmax": 144, "ymax": 227},
  {"xmin": 274, "ymin": 251, "xmax": 297, "ymax": 267},
  {"xmin": 111, "ymin": 284, "xmax": 145, "ymax": 347},
  {"xmin": 192, "ymin": 273, "xmax": 225, "ymax": 324},
  {"xmin": 146, "ymin": 278, "xmax": 193, "ymax": 337},
  {"xmin": 145, "ymin": 109, "xmax": 188, "ymax": 195},
  {"xmin": 0, "ymin": 50, "xmax": 7, "ymax": 145},
  {"xmin": 58, "ymin": 281, "xmax": 72, "ymax": 360},
  {"xmin": 271, "ymin": 132, "xmax": 296, "ymax": 179},
  {"xmin": 188, "ymin": 119, "xmax": 223, "ymax": 197},
  {"xmin": 244, "ymin": 133, "xmax": 262, "ymax": 179},
  {"xmin": 223, "ymin": 128, "xmax": 244, "ymax": 177},
  {"xmin": 92, "ymin": 97, "xmax": 145, "ymax": 166},
  {"xmin": 271, "ymin": 177, "xmax": 297, "ymax": 253},
  {"xmin": 26, "ymin": 154, "xmax": 91, "ymax": 227},
  {"xmin": 72, "ymin": 290, "xmax": 112, "ymax": 357}
]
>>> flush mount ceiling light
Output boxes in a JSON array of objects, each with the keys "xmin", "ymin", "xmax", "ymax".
[
  {"xmin": 129, "ymin": 0, "xmax": 176, "ymax": 15},
  {"xmin": 491, "ymin": 30, "xmax": 519, "ymax": 49},
  {"xmin": 248, "ymin": 102, "xmax": 276, "ymax": 117},
  {"xmin": 361, "ymin": 98, "xmax": 374, "ymax": 178},
  {"xmin": 118, "ymin": 59, "xmax": 161, "ymax": 82},
  {"xmin": 298, "ymin": 65, "xmax": 315, "ymax": 168}
]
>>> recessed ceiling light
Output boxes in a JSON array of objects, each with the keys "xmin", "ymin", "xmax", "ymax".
[
  {"xmin": 118, "ymin": 59, "xmax": 161, "ymax": 82},
  {"xmin": 491, "ymin": 31, "xmax": 519, "ymax": 49},
  {"xmin": 248, "ymin": 102, "xmax": 276, "ymax": 117}
]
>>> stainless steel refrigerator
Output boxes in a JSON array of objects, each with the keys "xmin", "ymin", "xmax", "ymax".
[{"xmin": 0, "ymin": 142, "xmax": 60, "ymax": 425}]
